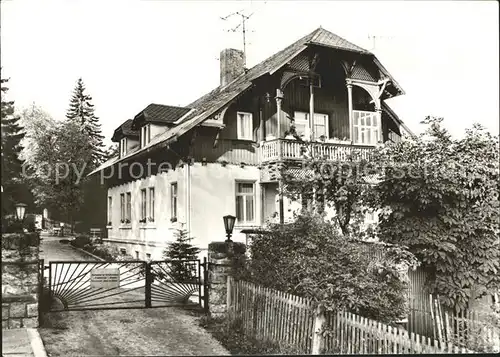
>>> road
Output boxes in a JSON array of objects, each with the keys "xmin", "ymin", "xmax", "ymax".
[
  {"xmin": 40, "ymin": 234, "xmax": 93, "ymax": 262},
  {"xmin": 38, "ymin": 233, "xmax": 228, "ymax": 356}
]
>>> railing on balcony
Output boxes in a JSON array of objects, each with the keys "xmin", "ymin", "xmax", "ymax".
[{"xmin": 260, "ymin": 139, "xmax": 374, "ymax": 162}]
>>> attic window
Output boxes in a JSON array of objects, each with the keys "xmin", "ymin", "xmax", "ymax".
[{"xmin": 140, "ymin": 124, "xmax": 151, "ymax": 148}]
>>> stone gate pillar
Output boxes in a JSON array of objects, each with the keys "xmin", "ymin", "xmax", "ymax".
[{"xmin": 207, "ymin": 241, "xmax": 246, "ymax": 317}]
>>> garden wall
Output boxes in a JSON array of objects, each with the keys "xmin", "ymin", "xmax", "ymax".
[{"xmin": 2, "ymin": 232, "xmax": 41, "ymax": 329}]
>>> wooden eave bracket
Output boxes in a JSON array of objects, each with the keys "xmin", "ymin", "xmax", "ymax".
[
  {"xmin": 377, "ymin": 77, "xmax": 390, "ymax": 99},
  {"xmin": 210, "ymin": 104, "xmax": 231, "ymax": 148}
]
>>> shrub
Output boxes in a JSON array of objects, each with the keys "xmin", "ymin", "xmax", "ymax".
[
  {"xmin": 248, "ymin": 213, "xmax": 418, "ymax": 323},
  {"xmin": 163, "ymin": 229, "xmax": 200, "ymax": 280},
  {"xmin": 199, "ymin": 315, "xmax": 301, "ymax": 355},
  {"xmin": 70, "ymin": 234, "xmax": 91, "ymax": 249},
  {"xmin": 91, "ymin": 244, "xmax": 116, "ymax": 260},
  {"xmin": 74, "ymin": 221, "xmax": 87, "ymax": 234}
]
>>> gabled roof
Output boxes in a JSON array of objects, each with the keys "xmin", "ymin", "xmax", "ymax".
[
  {"xmin": 111, "ymin": 119, "xmax": 139, "ymax": 142},
  {"xmin": 90, "ymin": 27, "xmax": 407, "ymax": 175},
  {"xmin": 131, "ymin": 103, "xmax": 192, "ymax": 129},
  {"xmin": 382, "ymin": 102, "xmax": 416, "ymax": 138}
]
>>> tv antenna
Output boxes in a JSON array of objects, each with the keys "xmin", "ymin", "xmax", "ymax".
[
  {"xmin": 220, "ymin": 10, "xmax": 255, "ymax": 67},
  {"xmin": 367, "ymin": 34, "xmax": 395, "ymax": 51}
]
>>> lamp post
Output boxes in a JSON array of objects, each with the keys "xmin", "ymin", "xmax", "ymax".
[
  {"xmin": 223, "ymin": 215, "xmax": 236, "ymax": 242},
  {"xmin": 14, "ymin": 203, "xmax": 27, "ymax": 233}
]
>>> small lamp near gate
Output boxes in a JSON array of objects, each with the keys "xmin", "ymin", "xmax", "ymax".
[
  {"xmin": 15, "ymin": 203, "xmax": 27, "ymax": 222},
  {"xmin": 223, "ymin": 214, "xmax": 236, "ymax": 242},
  {"xmin": 14, "ymin": 203, "xmax": 27, "ymax": 233}
]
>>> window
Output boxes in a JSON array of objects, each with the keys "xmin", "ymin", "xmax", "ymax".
[
  {"xmin": 365, "ymin": 210, "xmax": 378, "ymax": 225},
  {"xmin": 294, "ymin": 112, "xmax": 308, "ymax": 139},
  {"xmin": 171, "ymin": 183, "xmax": 177, "ymax": 220},
  {"xmin": 140, "ymin": 124, "xmax": 151, "ymax": 147},
  {"xmin": 293, "ymin": 111, "xmax": 329, "ymax": 140},
  {"xmin": 146, "ymin": 253, "xmax": 151, "ymax": 260},
  {"xmin": 313, "ymin": 114, "xmax": 328, "ymax": 139},
  {"xmin": 235, "ymin": 181, "xmax": 255, "ymax": 224},
  {"xmin": 140, "ymin": 189, "xmax": 147, "ymax": 221},
  {"xmin": 126, "ymin": 192, "xmax": 131, "ymax": 221},
  {"xmin": 120, "ymin": 248, "xmax": 127, "ymax": 256},
  {"xmin": 353, "ymin": 111, "xmax": 379, "ymax": 145},
  {"xmin": 135, "ymin": 251, "xmax": 140, "ymax": 260},
  {"xmin": 120, "ymin": 138, "xmax": 127, "ymax": 157},
  {"xmin": 107, "ymin": 196, "xmax": 112, "ymax": 224},
  {"xmin": 237, "ymin": 112, "xmax": 253, "ymax": 140},
  {"xmin": 120, "ymin": 193, "xmax": 125, "ymax": 222},
  {"xmin": 149, "ymin": 187, "xmax": 155, "ymax": 221}
]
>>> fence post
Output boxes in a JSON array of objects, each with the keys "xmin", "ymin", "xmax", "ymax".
[
  {"xmin": 203, "ymin": 257, "xmax": 209, "ymax": 313},
  {"xmin": 311, "ymin": 304, "xmax": 326, "ymax": 354},
  {"xmin": 144, "ymin": 262, "xmax": 152, "ymax": 308},
  {"xmin": 38, "ymin": 258, "xmax": 44, "ymax": 326}
]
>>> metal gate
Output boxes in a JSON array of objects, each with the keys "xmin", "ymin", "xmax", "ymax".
[{"xmin": 45, "ymin": 258, "xmax": 208, "ymax": 312}]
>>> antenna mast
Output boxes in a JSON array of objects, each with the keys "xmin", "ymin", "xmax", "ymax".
[{"xmin": 220, "ymin": 10, "xmax": 254, "ymax": 67}]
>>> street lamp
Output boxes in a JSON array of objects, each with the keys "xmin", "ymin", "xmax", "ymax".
[
  {"xmin": 15, "ymin": 203, "xmax": 27, "ymax": 221},
  {"xmin": 223, "ymin": 215, "xmax": 236, "ymax": 242},
  {"xmin": 60, "ymin": 222, "xmax": 65, "ymax": 237}
]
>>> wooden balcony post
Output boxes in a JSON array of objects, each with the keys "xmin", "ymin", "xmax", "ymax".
[
  {"xmin": 278, "ymin": 180, "xmax": 284, "ymax": 224},
  {"xmin": 275, "ymin": 89, "xmax": 283, "ymax": 140},
  {"xmin": 309, "ymin": 80, "xmax": 315, "ymax": 141},
  {"xmin": 376, "ymin": 107, "xmax": 383, "ymax": 143},
  {"xmin": 346, "ymin": 81, "xmax": 354, "ymax": 143}
]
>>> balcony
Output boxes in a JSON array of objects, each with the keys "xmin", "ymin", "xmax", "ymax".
[{"xmin": 260, "ymin": 139, "xmax": 374, "ymax": 163}]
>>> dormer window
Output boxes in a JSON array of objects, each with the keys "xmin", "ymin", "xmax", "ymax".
[
  {"xmin": 141, "ymin": 124, "xmax": 151, "ymax": 148},
  {"xmin": 120, "ymin": 138, "xmax": 127, "ymax": 157}
]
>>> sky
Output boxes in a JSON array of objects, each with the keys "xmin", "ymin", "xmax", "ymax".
[{"xmin": 1, "ymin": 0, "xmax": 499, "ymax": 146}]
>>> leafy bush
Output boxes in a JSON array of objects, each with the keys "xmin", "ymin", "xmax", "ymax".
[
  {"xmin": 90, "ymin": 244, "xmax": 116, "ymax": 260},
  {"xmin": 371, "ymin": 118, "xmax": 500, "ymax": 310},
  {"xmin": 70, "ymin": 234, "xmax": 91, "ymax": 249},
  {"xmin": 74, "ymin": 221, "xmax": 87, "ymax": 234},
  {"xmin": 248, "ymin": 213, "xmax": 418, "ymax": 323}
]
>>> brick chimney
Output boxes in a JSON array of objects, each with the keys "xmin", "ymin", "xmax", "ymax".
[{"xmin": 220, "ymin": 48, "xmax": 245, "ymax": 87}]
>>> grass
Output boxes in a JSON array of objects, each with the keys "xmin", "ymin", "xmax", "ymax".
[{"xmin": 198, "ymin": 315, "xmax": 304, "ymax": 355}]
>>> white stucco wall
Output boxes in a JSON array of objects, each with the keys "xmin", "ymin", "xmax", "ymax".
[
  {"xmin": 106, "ymin": 165, "xmax": 187, "ymax": 260},
  {"xmin": 190, "ymin": 162, "xmax": 261, "ymax": 250}
]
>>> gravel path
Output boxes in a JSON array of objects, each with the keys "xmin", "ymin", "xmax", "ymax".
[
  {"xmin": 40, "ymin": 235, "xmax": 93, "ymax": 262},
  {"xmin": 39, "ymin": 235, "xmax": 229, "ymax": 356}
]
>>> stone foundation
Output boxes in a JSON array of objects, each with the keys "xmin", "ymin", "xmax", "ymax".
[
  {"xmin": 2, "ymin": 233, "xmax": 41, "ymax": 329},
  {"xmin": 207, "ymin": 241, "xmax": 246, "ymax": 317}
]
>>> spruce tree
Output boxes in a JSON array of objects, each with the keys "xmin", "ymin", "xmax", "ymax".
[
  {"xmin": 1, "ymin": 75, "xmax": 32, "ymax": 216},
  {"xmin": 163, "ymin": 229, "xmax": 201, "ymax": 281},
  {"xmin": 103, "ymin": 143, "xmax": 119, "ymax": 161},
  {"xmin": 66, "ymin": 78, "xmax": 105, "ymax": 168}
]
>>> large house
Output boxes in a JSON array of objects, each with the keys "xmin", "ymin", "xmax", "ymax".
[{"xmin": 90, "ymin": 27, "xmax": 412, "ymax": 260}]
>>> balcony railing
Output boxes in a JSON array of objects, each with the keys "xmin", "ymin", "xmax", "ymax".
[{"xmin": 260, "ymin": 139, "xmax": 374, "ymax": 162}]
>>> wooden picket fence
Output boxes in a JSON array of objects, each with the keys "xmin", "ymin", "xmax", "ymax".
[
  {"xmin": 226, "ymin": 277, "xmax": 482, "ymax": 354},
  {"xmin": 227, "ymin": 276, "xmax": 316, "ymax": 354}
]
